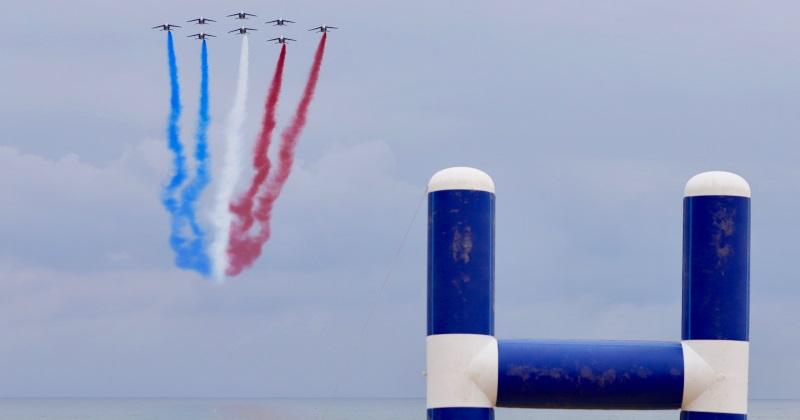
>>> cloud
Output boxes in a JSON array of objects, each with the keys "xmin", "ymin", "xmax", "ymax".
[
  {"xmin": 0, "ymin": 142, "xmax": 171, "ymax": 270},
  {"xmin": 0, "ymin": 139, "xmax": 426, "ymax": 397}
]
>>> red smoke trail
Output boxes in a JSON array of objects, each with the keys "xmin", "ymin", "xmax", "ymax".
[
  {"xmin": 226, "ymin": 34, "xmax": 327, "ymax": 276},
  {"xmin": 229, "ymin": 45, "xmax": 286, "ymax": 236}
]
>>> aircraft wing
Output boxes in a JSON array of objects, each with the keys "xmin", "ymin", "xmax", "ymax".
[
  {"xmin": 207, "ymin": 19, "xmax": 216, "ymax": 22},
  {"xmin": 285, "ymin": 20, "xmax": 295, "ymax": 23},
  {"xmin": 245, "ymin": 13, "xmax": 257, "ymax": 16},
  {"xmin": 226, "ymin": 13, "xmax": 237, "ymax": 17},
  {"xmin": 268, "ymin": 38, "xmax": 278, "ymax": 41},
  {"xmin": 151, "ymin": 25, "xmax": 161, "ymax": 29},
  {"xmin": 266, "ymin": 20, "xmax": 277, "ymax": 23},
  {"xmin": 287, "ymin": 38, "xmax": 296, "ymax": 41},
  {"xmin": 187, "ymin": 19, "xmax": 199, "ymax": 23},
  {"xmin": 228, "ymin": 29, "xmax": 238, "ymax": 33},
  {"xmin": 308, "ymin": 27, "xmax": 321, "ymax": 31}
]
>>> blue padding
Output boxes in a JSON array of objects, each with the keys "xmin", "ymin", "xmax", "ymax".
[
  {"xmin": 681, "ymin": 411, "xmax": 747, "ymax": 420},
  {"xmin": 682, "ymin": 196, "xmax": 750, "ymax": 341},
  {"xmin": 427, "ymin": 408, "xmax": 494, "ymax": 420},
  {"xmin": 496, "ymin": 340, "xmax": 684, "ymax": 409},
  {"xmin": 428, "ymin": 190, "xmax": 494, "ymax": 335}
]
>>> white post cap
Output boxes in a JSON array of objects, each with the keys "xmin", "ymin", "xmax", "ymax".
[
  {"xmin": 684, "ymin": 171, "xmax": 750, "ymax": 198},
  {"xmin": 428, "ymin": 167, "xmax": 495, "ymax": 193}
]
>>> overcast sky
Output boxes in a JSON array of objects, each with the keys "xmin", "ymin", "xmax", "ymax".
[{"xmin": 1, "ymin": 0, "xmax": 798, "ymax": 400}]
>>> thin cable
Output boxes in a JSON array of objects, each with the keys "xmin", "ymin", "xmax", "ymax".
[
  {"xmin": 359, "ymin": 187, "xmax": 427, "ymax": 336},
  {"xmin": 327, "ymin": 186, "xmax": 427, "ymax": 397}
]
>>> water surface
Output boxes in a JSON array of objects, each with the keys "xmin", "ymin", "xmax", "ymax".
[{"xmin": 0, "ymin": 399, "xmax": 795, "ymax": 419}]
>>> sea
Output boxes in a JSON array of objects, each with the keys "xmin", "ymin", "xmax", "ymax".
[{"xmin": 0, "ymin": 399, "xmax": 796, "ymax": 420}]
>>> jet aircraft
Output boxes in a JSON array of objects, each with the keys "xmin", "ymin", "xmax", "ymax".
[
  {"xmin": 187, "ymin": 33, "xmax": 216, "ymax": 40},
  {"xmin": 187, "ymin": 17, "xmax": 216, "ymax": 25},
  {"xmin": 152, "ymin": 23, "xmax": 181, "ymax": 31},
  {"xmin": 266, "ymin": 19, "xmax": 295, "ymax": 26},
  {"xmin": 308, "ymin": 25, "xmax": 337, "ymax": 33},
  {"xmin": 228, "ymin": 11, "xmax": 256, "ymax": 20},
  {"xmin": 269, "ymin": 36, "xmax": 296, "ymax": 44},
  {"xmin": 229, "ymin": 27, "xmax": 258, "ymax": 35}
]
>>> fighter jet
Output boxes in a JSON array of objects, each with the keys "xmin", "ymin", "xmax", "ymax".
[
  {"xmin": 268, "ymin": 36, "xmax": 296, "ymax": 44},
  {"xmin": 229, "ymin": 27, "xmax": 258, "ymax": 35},
  {"xmin": 228, "ymin": 11, "xmax": 256, "ymax": 20},
  {"xmin": 187, "ymin": 33, "xmax": 216, "ymax": 40},
  {"xmin": 308, "ymin": 25, "xmax": 338, "ymax": 33},
  {"xmin": 152, "ymin": 23, "xmax": 181, "ymax": 31},
  {"xmin": 266, "ymin": 18, "xmax": 294, "ymax": 26},
  {"xmin": 187, "ymin": 17, "xmax": 216, "ymax": 25}
]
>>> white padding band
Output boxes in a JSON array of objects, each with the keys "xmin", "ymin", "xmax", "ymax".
[
  {"xmin": 426, "ymin": 334, "xmax": 498, "ymax": 409},
  {"xmin": 428, "ymin": 167, "xmax": 495, "ymax": 193},
  {"xmin": 681, "ymin": 340, "xmax": 749, "ymax": 414},
  {"xmin": 684, "ymin": 171, "xmax": 751, "ymax": 198}
]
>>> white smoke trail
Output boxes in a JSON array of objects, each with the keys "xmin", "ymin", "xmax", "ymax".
[{"xmin": 211, "ymin": 36, "xmax": 249, "ymax": 280}]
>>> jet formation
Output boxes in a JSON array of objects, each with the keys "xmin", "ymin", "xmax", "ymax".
[{"xmin": 153, "ymin": 12, "xmax": 337, "ymax": 45}]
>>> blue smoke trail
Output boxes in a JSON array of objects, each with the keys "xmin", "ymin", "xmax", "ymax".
[
  {"xmin": 162, "ymin": 32, "xmax": 186, "ymax": 210},
  {"xmin": 174, "ymin": 40, "xmax": 212, "ymax": 275},
  {"xmin": 161, "ymin": 34, "xmax": 211, "ymax": 276},
  {"xmin": 161, "ymin": 32, "xmax": 193, "ymax": 270}
]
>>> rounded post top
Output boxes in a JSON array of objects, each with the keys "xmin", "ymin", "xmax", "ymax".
[
  {"xmin": 684, "ymin": 171, "xmax": 750, "ymax": 198},
  {"xmin": 428, "ymin": 167, "xmax": 495, "ymax": 193}
]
